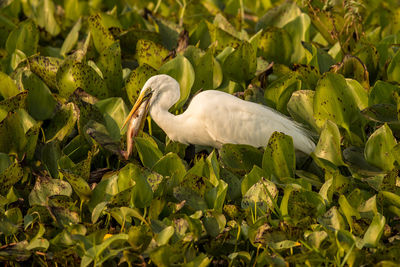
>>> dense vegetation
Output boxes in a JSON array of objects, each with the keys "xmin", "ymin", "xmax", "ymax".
[{"xmin": 1, "ymin": 0, "xmax": 400, "ymax": 265}]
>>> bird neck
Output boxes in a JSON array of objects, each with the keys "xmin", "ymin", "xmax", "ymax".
[{"xmin": 149, "ymin": 105, "xmax": 184, "ymax": 141}]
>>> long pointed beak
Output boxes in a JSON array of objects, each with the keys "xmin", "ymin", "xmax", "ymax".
[
  {"xmin": 122, "ymin": 89, "xmax": 152, "ymax": 130},
  {"xmin": 122, "ymin": 89, "xmax": 152, "ymax": 160}
]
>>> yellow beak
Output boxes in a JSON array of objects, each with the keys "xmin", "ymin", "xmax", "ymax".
[{"xmin": 122, "ymin": 88, "xmax": 152, "ymax": 130}]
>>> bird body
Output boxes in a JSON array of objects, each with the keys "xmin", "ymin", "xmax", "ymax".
[{"xmin": 123, "ymin": 74, "xmax": 315, "ymax": 158}]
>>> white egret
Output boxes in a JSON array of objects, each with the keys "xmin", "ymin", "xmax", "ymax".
[{"xmin": 122, "ymin": 74, "xmax": 315, "ymax": 160}]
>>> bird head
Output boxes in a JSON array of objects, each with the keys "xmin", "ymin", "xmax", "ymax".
[{"xmin": 121, "ymin": 74, "xmax": 180, "ymax": 133}]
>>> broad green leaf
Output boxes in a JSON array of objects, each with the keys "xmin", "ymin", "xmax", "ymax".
[
  {"xmin": 387, "ymin": 48, "xmax": 400, "ymax": 83},
  {"xmin": 60, "ymin": 18, "xmax": 82, "ymax": 57},
  {"xmin": 0, "ymin": 162, "xmax": 24, "ymax": 196},
  {"xmin": 314, "ymin": 73, "xmax": 360, "ymax": 133},
  {"xmin": 6, "ymin": 19, "xmax": 39, "ymax": 57},
  {"xmin": 223, "ymin": 42, "xmax": 256, "ymax": 82},
  {"xmin": 258, "ymin": 27, "xmax": 292, "ymax": 65},
  {"xmin": 41, "ymin": 141, "xmax": 61, "ymax": 178},
  {"xmin": 44, "ymin": 103, "xmax": 78, "ymax": 142},
  {"xmin": 264, "ymin": 72, "xmax": 300, "ymax": 113},
  {"xmin": 159, "ymin": 55, "xmax": 195, "ymax": 110},
  {"xmin": 80, "ymin": 234, "xmax": 128, "ymax": 267},
  {"xmin": 136, "ymin": 39, "xmax": 169, "ymax": 69},
  {"xmin": 205, "ymin": 180, "xmax": 228, "ymax": 212},
  {"xmin": 56, "ymin": 59, "xmax": 109, "ymax": 99},
  {"xmin": 155, "ymin": 226, "xmax": 174, "ymax": 246},
  {"xmin": 0, "ymin": 72, "xmax": 19, "ymax": 99},
  {"xmin": 241, "ymin": 177, "xmax": 277, "ymax": 214},
  {"xmin": 339, "ymin": 195, "xmax": 361, "ymax": 231},
  {"xmin": 0, "ymin": 153, "xmax": 11, "ymax": 173},
  {"xmin": 361, "ymin": 104, "xmax": 398, "ymax": 123},
  {"xmin": 262, "ymin": 132, "xmax": 295, "ymax": 179},
  {"xmin": 96, "ymin": 41, "xmax": 123, "ymax": 96},
  {"xmin": 364, "ymin": 124, "xmax": 397, "ymax": 171},
  {"xmin": 60, "ymin": 170, "xmax": 91, "ymax": 202},
  {"xmin": 363, "ymin": 213, "xmax": 385, "ymax": 248},
  {"xmin": 220, "ymin": 144, "xmax": 263, "ymax": 173},
  {"xmin": 319, "ymin": 206, "xmax": 346, "ymax": 231},
  {"xmin": 345, "ymin": 79, "xmax": 368, "ymax": 110},
  {"xmin": 241, "ymin": 165, "xmax": 268, "ymax": 196},
  {"xmin": 314, "ymin": 121, "xmax": 344, "ymax": 166},
  {"xmin": 184, "ymin": 47, "xmax": 223, "ymax": 93},
  {"xmin": 202, "ymin": 211, "xmax": 226, "ymax": 238},
  {"xmin": 88, "ymin": 173, "xmax": 119, "ymax": 211},
  {"xmin": 35, "ymin": 0, "xmax": 60, "ymax": 36},
  {"xmin": 28, "ymin": 56, "xmax": 62, "ymax": 91},
  {"xmin": 380, "ymin": 191, "xmax": 400, "ymax": 208},
  {"xmin": 369, "ymin": 80, "xmax": 400, "ymax": 106},
  {"xmin": 28, "ymin": 176, "xmax": 72, "ymax": 206},
  {"xmin": 120, "ymin": 29, "xmax": 161, "ymax": 56},
  {"xmin": 256, "ymin": 1, "xmax": 301, "ymax": 30},
  {"xmin": 332, "ymin": 55, "xmax": 370, "ymax": 89},
  {"xmin": 283, "ymin": 13, "xmax": 311, "ymax": 63},
  {"xmin": 287, "ymin": 90, "xmax": 319, "ymax": 132},
  {"xmin": 152, "ymin": 152, "xmax": 186, "ymax": 186},
  {"xmin": 87, "ymin": 13, "xmax": 115, "ymax": 52},
  {"xmin": 135, "ymin": 137, "xmax": 163, "ymax": 169},
  {"xmin": 128, "ymin": 225, "xmax": 152, "ymax": 252},
  {"xmin": 95, "ymin": 97, "xmax": 129, "ymax": 140},
  {"xmin": 207, "ymin": 21, "xmax": 241, "ymax": 51},
  {"xmin": 24, "ymin": 72, "xmax": 56, "ymax": 121},
  {"xmin": 0, "ymin": 111, "xmax": 27, "ymax": 155},
  {"xmin": 125, "ymin": 64, "xmax": 157, "ymax": 105}
]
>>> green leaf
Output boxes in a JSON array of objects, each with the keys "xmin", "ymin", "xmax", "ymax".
[
  {"xmin": 28, "ymin": 176, "xmax": 72, "ymax": 206},
  {"xmin": 364, "ymin": 124, "xmax": 397, "ymax": 171},
  {"xmin": 184, "ymin": 47, "xmax": 223, "ymax": 93},
  {"xmin": 258, "ymin": 27, "xmax": 292, "ymax": 65},
  {"xmin": 60, "ymin": 169, "xmax": 91, "ymax": 202},
  {"xmin": 287, "ymin": 90, "xmax": 319, "ymax": 132},
  {"xmin": 136, "ymin": 39, "xmax": 169, "ymax": 69},
  {"xmin": 135, "ymin": 137, "xmax": 163, "ymax": 169},
  {"xmin": 87, "ymin": 13, "xmax": 115, "ymax": 53},
  {"xmin": 262, "ymin": 132, "xmax": 295, "ymax": 179},
  {"xmin": 387, "ymin": 48, "xmax": 400, "ymax": 83},
  {"xmin": 6, "ymin": 19, "xmax": 39, "ymax": 57},
  {"xmin": 314, "ymin": 73, "xmax": 361, "ymax": 134},
  {"xmin": 369, "ymin": 81, "xmax": 400, "ymax": 106},
  {"xmin": 0, "ymin": 162, "xmax": 24, "ymax": 196},
  {"xmin": 220, "ymin": 144, "xmax": 263, "ymax": 173},
  {"xmin": 0, "ymin": 72, "xmax": 19, "ymax": 99},
  {"xmin": 283, "ymin": 13, "xmax": 311, "ymax": 63},
  {"xmin": 0, "ymin": 111, "xmax": 28, "ymax": 156},
  {"xmin": 96, "ymin": 41, "xmax": 123, "ymax": 96},
  {"xmin": 223, "ymin": 42, "xmax": 256, "ymax": 82},
  {"xmin": 256, "ymin": 1, "xmax": 301, "ymax": 30},
  {"xmin": 25, "ymin": 72, "xmax": 56, "ymax": 121},
  {"xmin": 159, "ymin": 55, "xmax": 195, "ymax": 110},
  {"xmin": 241, "ymin": 176, "xmax": 277, "ymax": 215},
  {"xmin": 35, "ymin": 0, "xmax": 60, "ymax": 36},
  {"xmin": 28, "ymin": 56, "xmax": 62, "ymax": 91},
  {"xmin": 95, "ymin": 97, "xmax": 129, "ymax": 140},
  {"xmin": 152, "ymin": 152, "xmax": 186, "ymax": 186},
  {"xmin": 264, "ymin": 72, "xmax": 300, "ymax": 113},
  {"xmin": 44, "ymin": 103, "xmax": 78, "ymax": 142},
  {"xmin": 56, "ymin": 59, "xmax": 109, "ymax": 99},
  {"xmin": 314, "ymin": 120, "xmax": 344, "ymax": 166},
  {"xmin": 125, "ymin": 64, "xmax": 157, "ymax": 105},
  {"xmin": 363, "ymin": 213, "xmax": 385, "ymax": 248},
  {"xmin": 361, "ymin": 104, "xmax": 398, "ymax": 123},
  {"xmin": 60, "ymin": 18, "xmax": 82, "ymax": 57}
]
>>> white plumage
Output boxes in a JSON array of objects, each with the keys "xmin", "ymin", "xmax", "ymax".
[{"xmin": 123, "ymin": 74, "xmax": 315, "ymax": 158}]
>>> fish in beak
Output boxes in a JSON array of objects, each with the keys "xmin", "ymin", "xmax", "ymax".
[{"xmin": 121, "ymin": 87, "xmax": 152, "ymax": 160}]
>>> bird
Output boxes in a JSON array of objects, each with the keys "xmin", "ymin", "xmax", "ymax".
[{"xmin": 122, "ymin": 74, "xmax": 315, "ymax": 159}]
